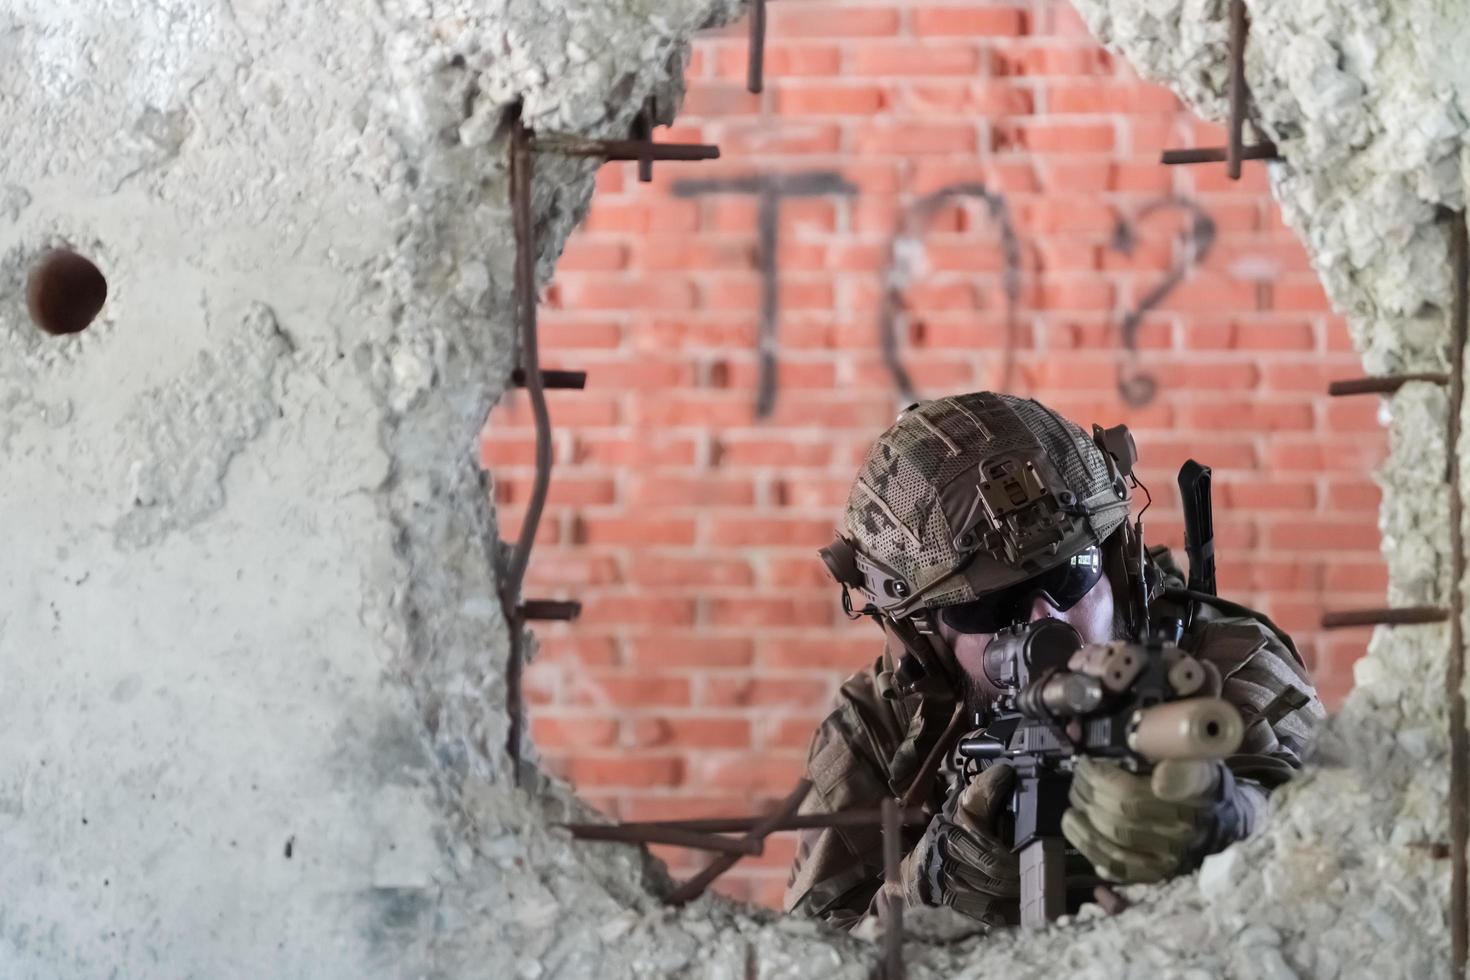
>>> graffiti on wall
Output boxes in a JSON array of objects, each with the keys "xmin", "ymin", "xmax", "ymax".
[{"xmin": 673, "ymin": 171, "xmax": 1218, "ymax": 416}]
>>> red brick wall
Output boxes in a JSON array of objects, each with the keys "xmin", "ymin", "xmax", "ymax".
[{"xmin": 482, "ymin": 1, "xmax": 1386, "ymax": 905}]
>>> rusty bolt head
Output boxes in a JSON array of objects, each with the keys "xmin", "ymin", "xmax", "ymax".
[{"xmin": 26, "ymin": 249, "xmax": 108, "ymax": 336}]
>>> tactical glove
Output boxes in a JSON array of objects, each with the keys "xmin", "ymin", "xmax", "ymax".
[
  {"xmin": 899, "ymin": 761, "xmax": 1021, "ymax": 923},
  {"xmin": 1059, "ymin": 757, "xmax": 1259, "ymax": 884}
]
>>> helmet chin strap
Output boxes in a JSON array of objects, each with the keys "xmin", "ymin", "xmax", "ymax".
[{"xmin": 882, "ymin": 612, "xmax": 963, "ymax": 698}]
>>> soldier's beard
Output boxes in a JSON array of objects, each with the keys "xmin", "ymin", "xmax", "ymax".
[{"xmin": 959, "ymin": 605, "xmax": 1131, "ymax": 720}]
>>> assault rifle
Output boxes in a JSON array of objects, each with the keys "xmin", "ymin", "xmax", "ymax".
[{"xmin": 956, "ymin": 458, "xmax": 1242, "ymax": 928}]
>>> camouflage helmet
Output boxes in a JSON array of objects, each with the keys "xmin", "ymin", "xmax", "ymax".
[{"xmin": 821, "ymin": 392, "xmax": 1134, "ymax": 622}]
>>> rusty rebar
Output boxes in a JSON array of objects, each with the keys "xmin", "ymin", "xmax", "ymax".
[
  {"xmin": 1328, "ymin": 373, "xmax": 1450, "ymax": 397},
  {"xmin": 517, "ymin": 599, "xmax": 582, "ymax": 622},
  {"xmin": 530, "ymin": 134, "xmax": 721, "ymax": 165},
  {"xmin": 881, "ymin": 798, "xmax": 905, "ymax": 980},
  {"xmin": 502, "ymin": 113, "xmax": 556, "ymax": 786},
  {"xmin": 600, "ymin": 808, "xmax": 927, "ymax": 835},
  {"xmin": 1226, "ymin": 0, "xmax": 1248, "ymax": 180},
  {"xmin": 667, "ymin": 779, "xmax": 813, "ymax": 905},
  {"xmin": 747, "ymin": 0, "xmax": 767, "ymax": 94},
  {"xmin": 1448, "ymin": 211, "xmax": 1469, "ymax": 977},
  {"xmin": 567, "ymin": 823, "xmax": 762, "ymax": 856},
  {"xmin": 1320, "ymin": 606, "xmax": 1450, "ymax": 629},
  {"xmin": 512, "ymin": 367, "xmax": 587, "ymax": 390},
  {"xmin": 630, "ymin": 105, "xmax": 655, "ymax": 183},
  {"xmin": 1159, "ymin": 142, "xmax": 1280, "ymax": 166}
]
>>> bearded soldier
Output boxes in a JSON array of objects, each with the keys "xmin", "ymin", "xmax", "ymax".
[{"xmin": 782, "ymin": 391, "xmax": 1324, "ymax": 929}]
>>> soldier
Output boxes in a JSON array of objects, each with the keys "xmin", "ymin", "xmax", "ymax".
[{"xmin": 783, "ymin": 391, "xmax": 1324, "ymax": 929}]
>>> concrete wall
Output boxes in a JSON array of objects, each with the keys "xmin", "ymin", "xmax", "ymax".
[{"xmin": 0, "ymin": 0, "xmax": 1460, "ymax": 977}]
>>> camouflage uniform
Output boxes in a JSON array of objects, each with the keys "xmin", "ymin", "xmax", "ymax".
[{"xmin": 787, "ymin": 392, "xmax": 1326, "ymax": 929}]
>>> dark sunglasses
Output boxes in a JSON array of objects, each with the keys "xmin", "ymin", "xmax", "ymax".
[{"xmin": 937, "ymin": 544, "xmax": 1105, "ymax": 634}]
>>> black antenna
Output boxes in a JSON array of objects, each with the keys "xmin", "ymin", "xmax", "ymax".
[{"xmin": 1177, "ymin": 460, "xmax": 1216, "ymax": 596}]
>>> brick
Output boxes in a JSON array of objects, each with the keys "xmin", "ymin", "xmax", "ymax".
[
  {"xmin": 997, "ymin": 120, "xmax": 1115, "ymax": 154},
  {"xmin": 1216, "ymin": 478, "xmax": 1317, "ymax": 510},
  {"xmin": 770, "ymin": 5, "xmax": 901, "ymax": 37},
  {"xmin": 1266, "ymin": 439, "xmax": 1387, "ymax": 472},
  {"xmin": 534, "ymin": 635, "xmax": 621, "ymax": 668},
  {"xmin": 627, "ymin": 636, "xmax": 755, "ymax": 669},
  {"xmin": 679, "ymin": 83, "xmax": 762, "ymax": 118},
  {"xmin": 621, "ymin": 795, "xmax": 762, "ymax": 822},
  {"xmin": 576, "ymin": 519, "xmax": 698, "ymax": 547},
  {"xmin": 854, "ymin": 122, "xmax": 977, "ymax": 155},
  {"xmin": 894, "ymin": 82, "xmax": 1034, "ymax": 118},
  {"xmin": 531, "ymin": 714, "xmax": 619, "ymax": 749},
  {"xmin": 580, "ymin": 357, "xmax": 694, "ymax": 390},
  {"xmin": 582, "ymin": 201, "xmax": 699, "ymax": 234},
  {"xmin": 576, "ymin": 672, "xmax": 693, "ymax": 709},
  {"xmin": 494, "ymin": 476, "xmax": 617, "ymax": 506},
  {"xmin": 1324, "ymin": 399, "xmax": 1386, "ymax": 433},
  {"xmin": 712, "ymin": 438, "xmax": 834, "ymax": 468},
  {"xmin": 1261, "ymin": 362, "xmax": 1364, "ymax": 393},
  {"xmin": 912, "ymin": 6, "xmax": 1028, "ymax": 36},
  {"xmin": 997, "ymin": 44, "xmax": 1113, "ymax": 77},
  {"xmin": 565, "ymin": 278, "xmax": 696, "ymax": 311},
  {"xmin": 1182, "ymin": 320, "xmax": 1317, "ymax": 351},
  {"xmin": 1265, "ymin": 519, "xmax": 1384, "ymax": 552},
  {"xmin": 493, "ymin": 508, "xmax": 561, "ymax": 547},
  {"xmin": 848, "ymin": 42, "xmax": 980, "ymax": 75},
  {"xmin": 630, "ymin": 717, "xmax": 751, "ymax": 749},
  {"xmin": 760, "ymin": 637, "xmax": 876, "ymax": 671},
  {"xmin": 628, "ymin": 476, "xmax": 756, "ymax": 508},
  {"xmin": 562, "ymin": 755, "xmax": 685, "ymax": 788},
  {"xmin": 630, "ymin": 396, "xmax": 754, "ymax": 427},
  {"xmin": 713, "ymin": 43, "xmax": 842, "ymax": 78},
  {"xmin": 715, "ymin": 122, "xmax": 843, "ymax": 156},
  {"xmin": 539, "ymin": 319, "xmax": 624, "ymax": 349},
  {"xmin": 627, "ymin": 554, "xmax": 756, "ymax": 588},
  {"xmin": 570, "ymin": 434, "xmax": 698, "ymax": 467},
  {"xmin": 695, "ymin": 754, "xmax": 808, "ymax": 793},
  {"xmin": 1044, "ymin": 82, "xmax": 1180, "ymax": 114},
  {"xmin": 577, "ymin": 595, "xmax": 699, "ymax": 628},
  {"xmin": 1179, "ymin": 401, "xmax": 1315, "ymax": 432},
  {"xmin": 705, "ymin": 518, "xmax": 833, "ymax": 548},
  {"xmin": 775, "ymin": 83, "xmax": 886, "ymax": 115},
  {"xmin": 706, "ymin": 599, "xmax": 835, "ymax": 632},
  {"xmin": 1325, "ymin": 479, "xmax": 1382, "ymax": 510},
  {"xmin": 524, "ymin": 552, "xmax": 623, "ymax": 587},
  {"xmin": 1323, "ymin": 561, "xmax": 1389, "ymax": 594},
  {"xmin": 557, "ymin": 241, "xmax": 629, "ymax": 272},
  {"xmin": 635, "ymin": 237, "xmax": 757, "ymax": 272}
]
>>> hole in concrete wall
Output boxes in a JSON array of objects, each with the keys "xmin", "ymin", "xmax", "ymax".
[{"xmin": 26, "ymin": 248, "xmax": 108, "ymax": 336}]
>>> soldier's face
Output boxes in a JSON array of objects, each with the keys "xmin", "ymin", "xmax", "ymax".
[{"xmin": 939, "ymin": 566, "xmax": 1123, "ymax": 707}]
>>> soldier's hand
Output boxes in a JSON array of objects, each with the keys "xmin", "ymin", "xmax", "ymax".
[
  {"xmin": 1060, "ymin": 757, "xmax": 1229, "ymax": 884},
  {"xmin": 900, "ymin": 762, "xmax": 1020, "ymax": 923}
]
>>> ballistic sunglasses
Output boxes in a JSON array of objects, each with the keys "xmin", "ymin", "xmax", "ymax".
[{"xmin": 937, "ymin": 544, "xmax": 1105, "ymax": 634}]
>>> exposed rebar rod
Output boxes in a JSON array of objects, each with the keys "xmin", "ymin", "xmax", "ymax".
[
  {"xmin": 1225, "ymin": 0, "xmax": 1248, "ymax": 180},
  {"xmin": 1328, "ymin": 373, "xmax": 1451, "ymax": 396},
  {"xmin": 566, "ymin": 808, "xmax": 927, "ymax": 836},
  {"xmin": 1448, "ymin": 211, "xmax": 1469, "ymax": 977},
  {"xmin": 1320, "ymin": 606, "xmax": 1450, "ymax": 629},
  {"xmin": 1159, "ymin": 143, "xmax": 1280, "ymax": 166},
  {"xmin": 568, "ymin": 823, "xmax": 762, "ymax": 855},
  {"xmin": 667, "ymin": 779, "xmax": 813, "ymax": 905},
  {"xmin": 502, "ymin": 114, "xmax": 554, "ymax": 785},
  {"xmin": 747, "ymin": 0, "xmax": 767, "ymax": 94}
]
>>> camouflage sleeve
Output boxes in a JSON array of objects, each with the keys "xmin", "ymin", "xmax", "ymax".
[
  {"xmin": 1186, "ymin": 606, "xmax": 1327, "ymax": 790},
  {"xmin": 781, "ymin": 660, "xmax": 897, "ymax": 930}
]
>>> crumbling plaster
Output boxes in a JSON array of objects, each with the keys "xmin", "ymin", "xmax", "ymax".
[{"xmin": 0, "ymin": 0, "xmax": 1462, "ymax": 977}]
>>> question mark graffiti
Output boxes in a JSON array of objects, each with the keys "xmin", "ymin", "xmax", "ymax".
[
  {"xmin": 878, "ymin": 183, "xmax": 1023, "ymax": 404},
  {"xmin": 1108, "ymin": 197, "xmax": 1216, "ymax": 406}
]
